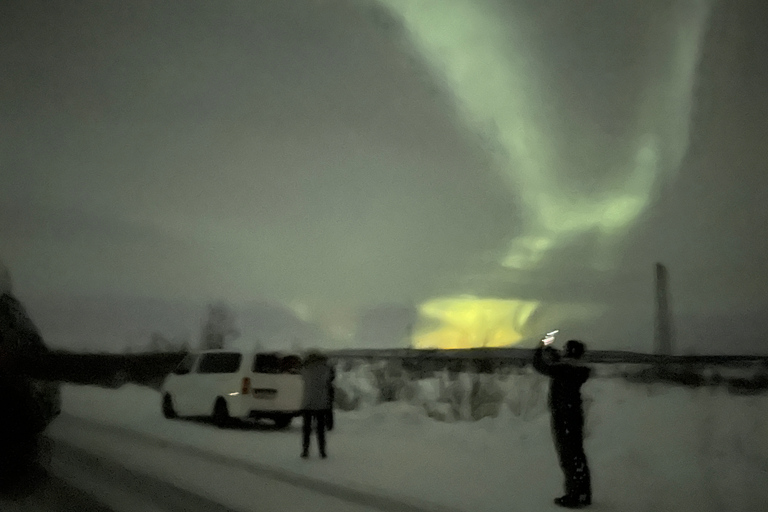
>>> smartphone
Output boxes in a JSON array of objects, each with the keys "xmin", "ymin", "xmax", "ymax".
[{"xmin": 541, "ymin": 329, "xmax": 559, "ymax": 346}]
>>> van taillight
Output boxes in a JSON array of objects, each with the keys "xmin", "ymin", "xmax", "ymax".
[{"xmin": 241, "ymin": 377, "xmax": 251, "ymax": 395}]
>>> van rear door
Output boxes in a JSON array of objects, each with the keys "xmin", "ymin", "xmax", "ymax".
[{"xmin": 251, "ymin": 353, "xmax": 303, "ymax": 412}]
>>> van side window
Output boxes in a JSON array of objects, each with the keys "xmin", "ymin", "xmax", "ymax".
[
  {"xmin": 253, "ymin": 353, "xmax": 280, "ymax": 374},
  {"xmin": 173, "ymin": 354, "xmax": 197, "ymax": 375},
  {"xmin": 197, "ymin": 352, "xmax": 242, "ymax": 374}
]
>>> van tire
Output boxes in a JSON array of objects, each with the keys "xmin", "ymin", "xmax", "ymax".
[
  {"xmin": 213, "ymin": 398, "xmax": 230, "ymax": 427},
  {"xmin": 162, "ymin": 394, "xmax": 177, "ymax": 419},
  {"xmin": 274, "ymin": 415, "xmax": 292, "ymax": 429}
]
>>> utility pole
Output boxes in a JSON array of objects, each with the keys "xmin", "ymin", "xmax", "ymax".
[{"xmin": 654, "ymin": 262, "xmax": 674, "ymax": 355}]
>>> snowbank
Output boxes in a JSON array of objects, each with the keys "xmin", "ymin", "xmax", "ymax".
[{"xmin": 55, "ymin": 373, "xmax": 768, "ymax": 512}]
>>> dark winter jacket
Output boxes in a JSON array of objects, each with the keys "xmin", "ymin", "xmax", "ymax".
[
  {"xmin": 0, "ymin": 293, "xmax": 46, "ymax": 372},
  {"xmin": 533, "ymin": 346, "xmax": 591, "ymax": 432},
  {"xmin": 301, "ymin": 355, "xmax": 333, "ymax": 411},
  {"xmin": 0, "ymin": 291, "xmax": 59, "ymax": 434}
]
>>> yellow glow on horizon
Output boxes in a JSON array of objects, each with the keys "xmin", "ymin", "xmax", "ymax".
[{"xmin": 413, "ymin": 296, "xmax": 539, "ymax": 349}]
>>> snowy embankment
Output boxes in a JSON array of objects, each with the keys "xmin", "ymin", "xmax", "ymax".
[{"xmin": 55, "ymin": 371, "xmax": 768, "ymax": 512}]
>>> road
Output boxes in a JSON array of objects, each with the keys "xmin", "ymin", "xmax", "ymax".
[
  {"xmin": 3, "ymin": 415, "xmax": 444, "ymax": 512},
  {"xmin": 1, "ymin": 436, "xmax": 242, "ymax": 512},
  {"xmin": 0, "ymin": 463, "xmax": 113, "ymax": 512}
]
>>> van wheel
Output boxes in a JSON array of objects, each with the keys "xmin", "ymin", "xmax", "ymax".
[
  {"xmin": 162, "ymin": 394, "xmax": 177, "ymax": 419},
  {"xmin": 213, "ymin": 398, "xmax": 230, "ymax": 427},
  {"xmin": 274, "ymin": 415, "xmax": 292, "ymax": 429}
]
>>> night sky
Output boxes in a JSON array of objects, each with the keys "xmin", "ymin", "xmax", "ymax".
[{"xmin": 2, "ymin": 0, "xmax": 767, "ymax": 353}]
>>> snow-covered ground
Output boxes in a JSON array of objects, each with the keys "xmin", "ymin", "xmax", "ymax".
[
  {"xmin": 48, "ymin": 418, "xmax": 382, "ymax": 512},
  {"xmin": 54, "ymin": 378, "xmax": 768, "ymax": 512}
]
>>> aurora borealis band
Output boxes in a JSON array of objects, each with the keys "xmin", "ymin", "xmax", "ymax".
[
  {"xmin": 374, "ymin": 0, "xmax": 713, "ymax": 347},
  {"xmin": 3, "ymin": 0, "xmax": 767, "ymax": 354}
]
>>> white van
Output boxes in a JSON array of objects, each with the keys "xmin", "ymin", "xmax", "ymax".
[{"xmin": 161, "ymin": 350, "xmax": 304, "ymax": 428}]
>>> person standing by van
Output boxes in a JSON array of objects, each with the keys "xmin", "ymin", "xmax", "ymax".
[
  {"xmin": 300, "ymin": 350, "xmax": 333, "ymax": 458},
  {"xmin": 325, "ymin": 363, "xmax": 336, "ymax": 431}
]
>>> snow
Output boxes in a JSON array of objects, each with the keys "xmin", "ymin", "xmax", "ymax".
[
  {"xmin": 53, "ymin": 375, "xmax": 768, "ymax": 512},
  {"xmin": 49, "ymin": 418, "xmax": 380, "ymax": 512},
  {"xmin": 51, "ymin": 450, "xmax": 168, "ymax": 512}
]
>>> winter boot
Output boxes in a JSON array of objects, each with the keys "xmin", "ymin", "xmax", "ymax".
[{"xmin": 554, "ymin": 495, "xmax": 590, "ymax": 508}]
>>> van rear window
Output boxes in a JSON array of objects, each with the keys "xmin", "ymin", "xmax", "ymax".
[
  {"xmin": 197, "ymin": 352, "xmax": 242, "ymax": 374},
  {"xmin": 282, "ymin": 355, "xmax": 302, "ymax": 374},
  {"xmin": 253, "ymin": 353, "xmax": 280, "ymax": 373},
  {"xmin": 253, "ymin": 354, "xmax": 302, "ymax": 374}
]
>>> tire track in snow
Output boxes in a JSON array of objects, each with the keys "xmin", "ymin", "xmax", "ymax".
[
  {"xmin": 51, "ymin": 440, "xmax": 238, "ymax": 512},
  {"xmin": 50, "ymin": 414, "xmax": 463, "ymax": 512}
]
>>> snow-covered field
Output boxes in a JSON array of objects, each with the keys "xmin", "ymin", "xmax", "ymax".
[{"xmin": 55, "ymin": 377, "xmax": 768, "ymax": 512}]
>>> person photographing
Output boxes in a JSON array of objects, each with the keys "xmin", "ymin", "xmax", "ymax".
[{"xmin": 533, "ymin": 332, "xmax": 592, "ymax": 508}]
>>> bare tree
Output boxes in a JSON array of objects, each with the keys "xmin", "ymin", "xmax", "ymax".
[{"xmin": 200, "ymin": 302, "xmax": 240, "ymax": 350}]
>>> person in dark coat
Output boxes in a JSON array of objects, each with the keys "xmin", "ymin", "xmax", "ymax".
[
  {"xmin": 325, "ymin": 364, "xmax": 336, "ymax": 431},
  {"xmin": 533, "ymin": 338, "xmax": 592, "ymax": 509},
  {"xmin": 0, "ymin": 261, "xmax": 56, "ymax": 492},
  {"xmin": 300, "ymin": 350, "xmax": 333, "ymax": 458}
]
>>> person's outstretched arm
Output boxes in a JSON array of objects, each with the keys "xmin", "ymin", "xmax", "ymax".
[{"xmin": 533, "ymin": 344, "xmax": 557, "ymax": 376}]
